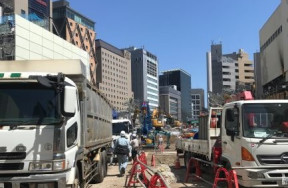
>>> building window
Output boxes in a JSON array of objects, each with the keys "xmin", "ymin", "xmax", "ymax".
[{"xmin": 21, "ymin": 9, "xmax": 26, "ymax": 15}]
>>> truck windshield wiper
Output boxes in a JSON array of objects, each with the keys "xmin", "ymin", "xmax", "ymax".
[{"xmin": 259, "ymin": 131, "xmax": 278, "ymax": 145}]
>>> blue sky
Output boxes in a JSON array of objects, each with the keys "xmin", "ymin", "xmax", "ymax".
[{"xmin": 66, "ymin": 0, "xmax": 279, "ymax": 104}]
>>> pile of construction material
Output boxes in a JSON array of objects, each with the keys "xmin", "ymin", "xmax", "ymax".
[{"xmin": 156, "ymin": 164, "xmax": 177, "ymax": 185}]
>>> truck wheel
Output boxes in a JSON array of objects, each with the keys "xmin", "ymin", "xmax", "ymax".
[
  {"xmin": 93, "ymin": 152, "xmax": 105, "ymax": 183},
  {"xmin": 184, "ymin": 152, "xmax": 190, "ymax": 169},
  {"xmin": 184, "ymin": 152, "xmax": 195, "ymax": 173},
  {"xmin": 101, "ymin": 150, "xmax": 108, "ymax": 177}
]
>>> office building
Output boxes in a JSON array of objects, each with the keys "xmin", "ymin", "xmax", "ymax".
[
  {"xmin": 159, "ymin": 85, "xmax": 181, "ymax": 121},
  {"xmin": 159, "ymin": 69, "xmax": 192, "ymax": 122},
  {"xmin": 259, "ymin": 0, "xmax": 288, "ymax": 99},
  {"xmin": 126, "ymin": 47, "xmax": 159, "ymax": 111},
  {"xmin": 254, "ymin": 52, "xmax": 262, "ymax": 98},
  {"xmin": 207, "ymin": 43, "xmax": 254, "ymax": 94},
  {"xmin": 0, "ymin": 14, "xmax": 90, "ymax": 78},
  {"xmin": 191, "ymin": 88, "xmax": 204, "ymax": 120},
  {"xmin": 95, "ymin": 39, "xmax": 133, "ymax": 112},
  {"xmin": 53, "ymin": 0, "xmax": 97, "ymax": 85}
]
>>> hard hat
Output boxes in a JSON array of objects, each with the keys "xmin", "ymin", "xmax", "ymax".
[
  {"xmin": 132, "ymin": 133, "xmax": 136, "ymax": 137},
  {"xmin": 120, "ymin": 130, "xmax": 126, "ymax": 137}
]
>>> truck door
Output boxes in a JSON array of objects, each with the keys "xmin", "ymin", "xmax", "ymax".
[{"xmin": 221, "ymin": 106, "xmax": 242, "ymax": 169}]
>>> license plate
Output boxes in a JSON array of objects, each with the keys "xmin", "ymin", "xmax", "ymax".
[
  {"xmin": 0, "ymin": 183, "xmax": 4, "ymax": 188},
  {"xmin": 282, "ymin": 177, "xmax": 288, "ymax": 185}
]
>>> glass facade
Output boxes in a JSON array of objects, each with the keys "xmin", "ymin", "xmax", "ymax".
[
  {"xmin": 28, "ymin": 0, "xmax": 50, "ymax": 30},
  {"xmin": 53, "ymin": 4, "xmax": 94, "ymax": 30},
  {"xmin": 169, "ymin": 97, "xmax": 178, "ymax": 116},
  {"xmin": 159, "ymin": 70, "xmax": 192, "ymax": 121}
]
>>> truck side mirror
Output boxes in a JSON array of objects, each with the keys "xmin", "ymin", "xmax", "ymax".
[
  {"xmin": 227, "ymin": 109, "xmax": 235, "ymax": 122},
  {"xmin": 226, "ymin": 108, "xmax": 239, "ymax": 141},
  {"xmin": 64, "ymin": 86, "xmax": 77, "ymax": 116}
]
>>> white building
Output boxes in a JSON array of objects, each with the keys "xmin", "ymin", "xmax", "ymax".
[
  {"xmin": 2, "ymin": 14, "xmax": 90, "ymax": 80},
  {"xmin": 126, "ymin": 47, "xmax": 159, "ymax": 111}
]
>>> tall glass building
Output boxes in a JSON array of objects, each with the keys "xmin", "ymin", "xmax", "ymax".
[{"xmin": 126, "ymin": 47, "xmax": 159, "ymax": 111}]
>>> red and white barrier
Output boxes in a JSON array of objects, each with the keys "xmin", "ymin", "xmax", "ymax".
[{"xmin": 127, "ymin": 151, "xmax": 170, "ymax": 188}]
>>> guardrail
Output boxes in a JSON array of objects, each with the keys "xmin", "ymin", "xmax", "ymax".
[
  {"xmin": 185, "ymin": 156, "xmax": 239, "ymax": 188},
  {"xmin": 127, "ymin": 151, "xmax": 171, "ymax": 188}
]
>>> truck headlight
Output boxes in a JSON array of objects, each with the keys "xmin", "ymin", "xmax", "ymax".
[
  {"xmin": 248, "ymin": 171, "xmax": 265, "ymax": 179},
  {"xmin": 29, "ymin": 162, "xmax": 52, "ymax": 171},
  {"xmin": 29, "ymin": 160, "xmax": 65, "ymax": 171},
  {"xmin": 53, "ymin": 160, "xmax": 65, "ymax": 170}
]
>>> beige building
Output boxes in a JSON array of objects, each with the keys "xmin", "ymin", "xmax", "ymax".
[
  {"xmin": 237, "ymin": 49, "xmax": 254, "ymax": 84},
  {"xmin": 96, "ymin": 39, "xmax": 133, "ymax": 111},
  {"xmin": 259, "ymin": 0, "xmax": 288, "ymax": 99},
  {"xmin": 208, "ymin": 44, "xmax": 254, "ymax": 95}
]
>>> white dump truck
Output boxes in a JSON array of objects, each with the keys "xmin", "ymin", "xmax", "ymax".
[
  {"xmin": 0, "ymin": 60, "xmax": 112, "ymax": 188},
  {"xmin": 108, "ymin": 118, "xmax": 133, "ymax": 162},
  {"xmin": 176, "ymin": 93, "xmax": 288, "ymax": 187},
  {"xmin": 112, "ymin": 118, "xmax": 133, "ymax": 140}
]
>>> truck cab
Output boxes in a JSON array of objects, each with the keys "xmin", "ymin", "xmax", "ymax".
[
  {"xmin": 221, "ymin": 100, "xmax": 288, "ymax": 187},
  {"xmin": 112, "ymin": 119, "xmax": 133, "ymax": 141}
]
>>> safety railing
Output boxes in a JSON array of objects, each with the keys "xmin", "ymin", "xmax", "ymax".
[
  {"xmin": 127, "ymin": 151, "xmax": 171, "ymax": 188},
  {"xmin": 185, "ymin": 156, "xmax": 239, "ymax": 188}
]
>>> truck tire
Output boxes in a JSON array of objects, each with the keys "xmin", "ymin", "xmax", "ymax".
[
  {"xmin": 184, "ymin": 152, "xmax": 195, "ymax": 173},
  {"xmin": 93, "ymin": 152, "xmax": 105, "ymax": 183},
  {"xmin": 101, "ymin": 150, "xmax": 108, "ymax": 177},
  {"xmin": 184, "ymin": 152, "xmax": 190, "ymax": 169}
]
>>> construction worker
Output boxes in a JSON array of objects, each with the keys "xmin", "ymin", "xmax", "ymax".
[
  {"xmin": 157, "ymin": 135, "xmax": 164, "ymax": 153},
  {"xmin": 113, "ymin": 130, "xmax": 131, "ymax": 177},
  {"xmin": 130, "ymin": 133, "xmax": 139, "ymax": 162}
]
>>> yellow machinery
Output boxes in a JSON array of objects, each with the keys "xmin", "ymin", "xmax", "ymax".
[
  {"xmin": 151, "ymin": 108, "xmax": 164, "ymax": 128},
  {"xmin": 165, "ymin": 113, "xmax": 182, "ymax": 127}
]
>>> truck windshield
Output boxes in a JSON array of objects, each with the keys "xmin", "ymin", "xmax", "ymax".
[
  {"xmin": 112, "ymin": 122, "xmax": 130, "ymax": 135},
  {"xmin": 0, "ymin": 83, "xmax": 62, "ymax": 125},
  {"xmin": 242, "ymin": 103, "xmax": 288, "ymax": 138}
]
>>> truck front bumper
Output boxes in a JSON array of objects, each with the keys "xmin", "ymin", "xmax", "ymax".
[
  {"xmin": 0, "ymin": 171, "xmax": 67, "ymax": 188},
  {"xmin": 237, "ymin": 168, "xmax": 288, "ymax": 187}
]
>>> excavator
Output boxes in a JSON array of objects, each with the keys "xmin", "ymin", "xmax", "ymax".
[
  {"xmin": 140, "ymin": 101, "xmax": 171, "ymax": 148},
  {"xmin": 165, "ymin": 113, "xmax": 182, "ymax": 127},
  {"xmin": 151, "ymin": 107, "xmax": 164, "ymax": 129}
]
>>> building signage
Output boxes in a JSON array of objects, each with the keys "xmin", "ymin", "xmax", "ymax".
[{"xmin": 36, "ymin": 0, "xmax": 48, "ymax": 7}]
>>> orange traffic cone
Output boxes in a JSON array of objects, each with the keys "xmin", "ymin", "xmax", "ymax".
[
  {"xmin": 151, "ymin": 154, "xmax": 156, "ymax": 167},
  {"xmin": 174, "ymin": 156, "xmax": 181, "ymax": 169}
]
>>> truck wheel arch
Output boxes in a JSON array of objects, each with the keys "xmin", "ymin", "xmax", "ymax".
[{"xmin": 219, "ymin": 156, "xmax": 232, "ymax": 170}]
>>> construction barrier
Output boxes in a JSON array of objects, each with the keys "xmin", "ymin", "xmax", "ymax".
[
  {"xmin": 213, "ymin": 167, "xmax": 239, "ymax": 188},
  {"xmin": 128, "ymin": 151, "xmax": 170, "ymax": 188},
  {"xmin": 174, "ymin": 156, "xmax": 181, "ymax": 169},
  {"xmin": 151, "ymin": 154, "xmax": 156, "ymax": 167},
  {"xmin": 184, "ymin": 156, "xmax": 239, "ymax": 188}
]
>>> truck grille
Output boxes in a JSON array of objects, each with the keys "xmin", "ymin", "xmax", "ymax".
[
  {"xmin": 0, "ymin": 163, "xmax": 24, "ymax": 170},
  {"xmin": 0, "ymin": 152, "xmax": 26, "ymax": 160},
  {"xmin": 257, "ymin": 153, "xmax": 288, "ymax": 165}
]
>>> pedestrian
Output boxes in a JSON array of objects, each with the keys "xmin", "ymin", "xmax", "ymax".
[
  {"xmin": 158, "ymin": 135, "xmax": 164, "ymax": 153},
  {"xmin": 130, "ymin": 133, "xmax": 139, "ymax": 163},
  {"xmin": 113, "ymin": 130, "xmax": 131, "ymax": 177},
  {"xmin": 109, "ymin": 139, "xmax": 117, "ymax": 166}
]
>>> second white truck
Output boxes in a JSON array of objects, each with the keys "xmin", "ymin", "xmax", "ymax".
[{"xmin": 176, "ymin": 97, "xmax": 288, "ymax": 187}]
